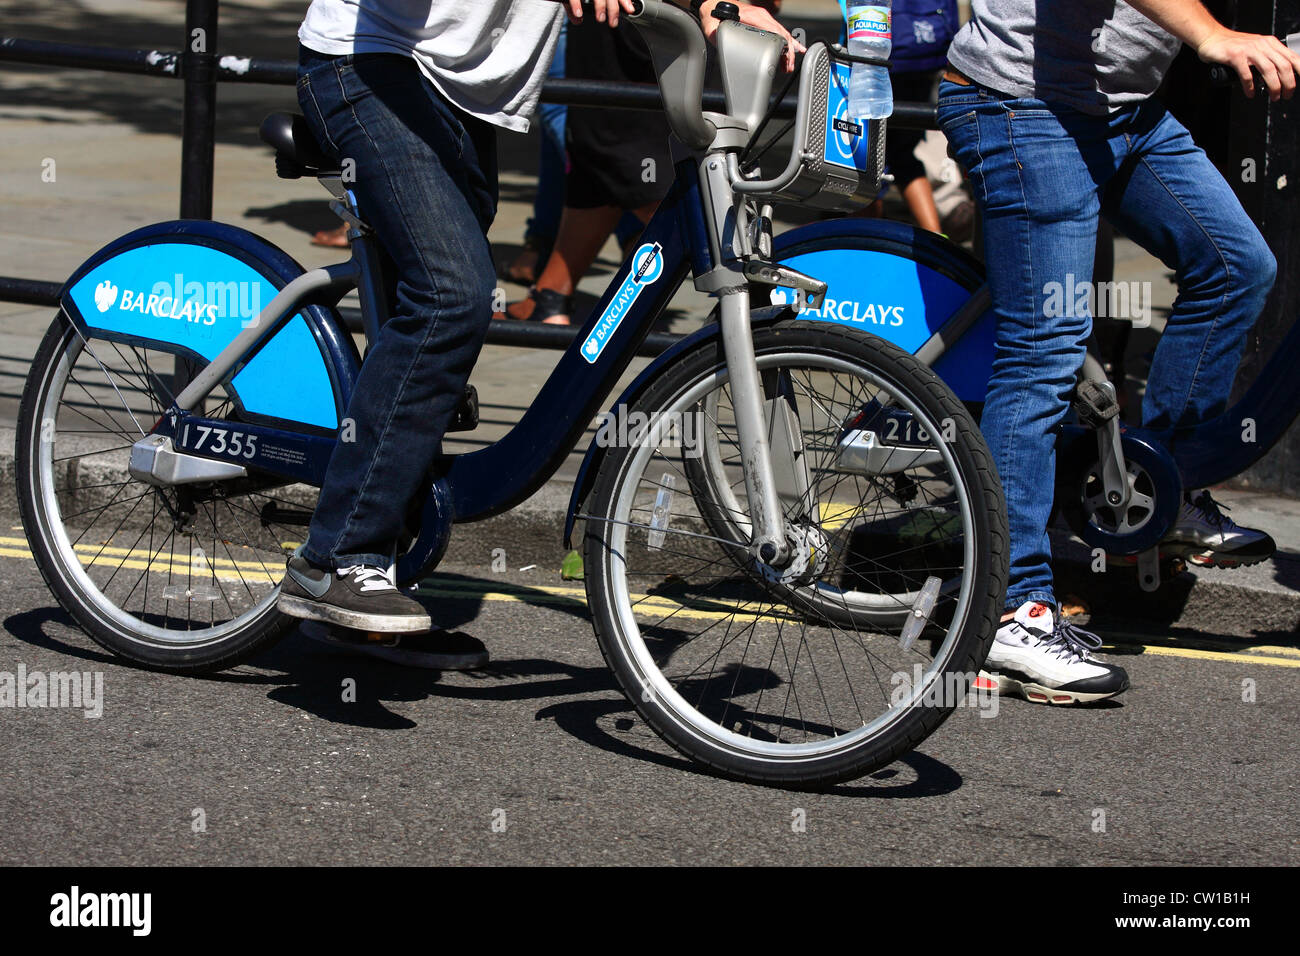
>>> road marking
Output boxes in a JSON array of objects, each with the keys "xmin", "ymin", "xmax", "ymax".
[
  {"xmin": 1104, "ymin": 642, "xmax": 1300, "ymax": 668},
  {"xmin": 0, "ymin": 537, "xmax": 281, "ymax": 583},
  {"xmin": 2, "ymin": 536, "xmax": 1297, "ymax": 666}
]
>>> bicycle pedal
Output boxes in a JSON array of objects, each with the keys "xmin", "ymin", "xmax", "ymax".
[
  {"xmin": 446, "ymin": 385, "xmax": 479, "ymax": 433},
  {"xmin": 1072, "ymin": 379, "xmax": 1119, "ymax": 428}
]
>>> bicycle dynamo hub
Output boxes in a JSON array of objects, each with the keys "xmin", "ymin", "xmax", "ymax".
[{"xmin": 755, "ymin": 521, "xmax": 831, "ymax": 587}]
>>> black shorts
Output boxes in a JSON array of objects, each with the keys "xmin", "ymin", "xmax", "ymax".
[{"xmin": 564, "ymin": 18, "xmax": 672, "ymax": 210}]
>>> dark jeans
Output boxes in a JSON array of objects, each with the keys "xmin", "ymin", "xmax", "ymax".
[
  {"xmin": 297, "ymin": 45, "xmax": 498, "ymax": 569},
  {"xmin": 937, "ymin": 80, "xmax": 1276, "ymax": 610}
]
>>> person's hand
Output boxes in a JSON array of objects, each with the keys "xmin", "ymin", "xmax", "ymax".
[
  {"xmin": 697, "ymin": 0, "xmax": 805, "ymax": 72},
  {"xmin": 1197, "ymin": 27, "xmax": 1300, "ymax": 100},
  {"xmin": 562, "ymin": 0, "xmax": 638, "ymax": 28}
]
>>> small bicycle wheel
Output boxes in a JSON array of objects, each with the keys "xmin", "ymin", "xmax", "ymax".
[
  {"xmin": 583, "ymin": 318, "xmax": 1007, "ymax": 787},
  {"xmin": 16, "ymin": 311, "xmax": 315, "ymax": 672}
]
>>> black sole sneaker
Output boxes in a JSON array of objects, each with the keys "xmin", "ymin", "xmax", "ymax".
[
  {"xmin": 1160, "ymin": 491, "xmax": 1277, "ymax": 568},
  {"xmin": 977, "ymin": 667, "xmax": 1130, "ymax": 705},
  {"xmin": 299, "ymin": 621, "xmax": 488, "ymax": 670},
  {"xmin": 278, "ymin": 554, "xmax": 432, "ymax": 633},
  {"xmin": 1159, "ymin": 537, "xmax": 1276, "ymax": 568}
]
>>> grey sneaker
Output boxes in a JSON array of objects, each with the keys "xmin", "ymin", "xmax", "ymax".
[
  {"xmin": 1161, "ymin": 490, "xmax": 1275, "ymax": 568},
  {"xmin": 278, "ymin": 554, "xmax": 432, "ymax": 632}
]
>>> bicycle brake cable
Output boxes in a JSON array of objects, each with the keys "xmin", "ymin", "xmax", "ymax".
[{"xmin": 739, "ymin": 65, "xmax": 800, "ymax": 174}]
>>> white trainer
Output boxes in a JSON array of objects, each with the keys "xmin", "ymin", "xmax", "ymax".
[{"xmin": 978, "ymin": 601, "xmax": 1130, "ymax": 705}]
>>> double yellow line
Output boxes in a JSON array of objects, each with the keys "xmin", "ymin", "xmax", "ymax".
[{"xmin": 2, "ymin": 533, "xmax": 1296, "ymax": 667}]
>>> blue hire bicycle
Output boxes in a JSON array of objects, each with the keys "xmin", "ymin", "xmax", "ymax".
[
  {"xmin": 16, "ymin": 0, "xmax": 1007, "ymax": 787},
  {"xmin": 769, "ymin": 171, "xmax": 1294, "ymax": 592}
]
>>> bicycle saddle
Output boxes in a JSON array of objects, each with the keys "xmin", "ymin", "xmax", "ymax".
[{"xmin": 259, "ymin": 112, "xmax": 339, "ymax": 179}]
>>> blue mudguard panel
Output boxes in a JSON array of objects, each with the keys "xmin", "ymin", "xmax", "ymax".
[
  {"xmin": 771, "ymin": 220, "xmax": 995, "ymax": 402},
  {"xmin": 62, "ymin": 222, "xmax": 356, "ymax": 431}
]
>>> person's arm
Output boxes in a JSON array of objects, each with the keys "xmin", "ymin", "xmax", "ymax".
[
  {"xmin": 559, "ymin": 0, "xmax": 805, "ymax": 71},
  {"xmin": 691, "ymin": 0, "xmax": 805, "ymax": 73},
  {"xmin": 1126, "ymin": 0, "xmax": 1300, "ymax": 100}
]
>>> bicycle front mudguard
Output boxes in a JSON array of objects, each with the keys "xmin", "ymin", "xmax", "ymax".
[
  {"xmin": 60, "ymin": 219, "xmax": 361, "ymax": 440},
  {"xmin": 769, "ymin": 217, "xmax": 995, "ymax": 402}
]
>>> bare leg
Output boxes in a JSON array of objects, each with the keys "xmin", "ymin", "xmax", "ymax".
[
  {"xmin": 901, "ymin": 176, "xmax": 942, "ymax": 234},
  {"xmin": 504, "ymin": 201, "xmax": 658, "ymax": 326}
]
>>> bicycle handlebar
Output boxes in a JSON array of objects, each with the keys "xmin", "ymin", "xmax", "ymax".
[{"xmin": 625, "ymin": 0, "xmax": 718, "ymax": 150}]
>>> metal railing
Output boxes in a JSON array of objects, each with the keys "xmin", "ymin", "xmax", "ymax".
[{"xmin": 0, "ymin": 0, "xmax": 937, "ymax": 355}]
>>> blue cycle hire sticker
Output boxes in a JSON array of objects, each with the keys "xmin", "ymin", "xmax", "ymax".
[
  {"xmin": 823, "ymin": 62, "xmax": 875, "ymax": 173},
  {"xmin": 581, "ymin": 242, "xmax": 664, "ymax": 364}
]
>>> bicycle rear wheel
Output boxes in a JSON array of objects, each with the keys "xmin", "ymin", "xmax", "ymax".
[
  {"xmin": 16, "ymin": 311, "xmax": 315, "ymax": 671},
  {"xmin": 582, "ymin": 319, "xmax": 1007, "ymax": 787}
]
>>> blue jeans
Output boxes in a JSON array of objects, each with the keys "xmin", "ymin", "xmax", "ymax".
[
  {"xmin": 936, "ymin": 80, "xmax": 1276, "ymax": 611},
  {"xmin": 296, "ymin": 46, "xmax": 498, "ymax": 569}
]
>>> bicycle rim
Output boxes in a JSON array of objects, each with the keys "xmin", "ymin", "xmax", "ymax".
[
  {"xmin": 25, "ymin": 320, "xmax": 315, "ymax": 648},
  {"xmin": 595, "ymin": 346, "xmax": 979, "ymax": 762}
]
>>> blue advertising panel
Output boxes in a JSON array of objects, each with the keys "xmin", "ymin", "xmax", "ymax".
[
  {"xmin": 67, "ymin": 243, "xmax": 338, "ymax": 429},
  {"xmin": 772, "ymin": 246, "xmax": 996, "ymax": 401}
]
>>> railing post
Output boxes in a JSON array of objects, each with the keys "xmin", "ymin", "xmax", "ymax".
[
  {"xmin": 175, "ymin": 0, "xmax": 219, "ymax": 397},
  {"xmin": 180, "ymin": 0, "xmax": 218, "ymax": 220}
]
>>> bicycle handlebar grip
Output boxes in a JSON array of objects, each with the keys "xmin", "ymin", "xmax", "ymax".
[{"xmin": 627, "ymin": 0, "xmax": 718, "ymax": 150}]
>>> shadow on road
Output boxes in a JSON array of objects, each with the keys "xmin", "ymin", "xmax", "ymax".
[{"xmin": 6, "ymin": 594, "xmax": 965, "ymax": 798}]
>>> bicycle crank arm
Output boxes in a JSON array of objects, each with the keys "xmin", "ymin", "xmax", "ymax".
[{"xmin": 744, "ymin": 260, "xmax": 828, "ymax": 312}]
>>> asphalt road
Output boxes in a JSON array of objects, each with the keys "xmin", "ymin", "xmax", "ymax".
[{"xmin": 0, "ymin": 488, "xmax": 1297, "ymax": 867}]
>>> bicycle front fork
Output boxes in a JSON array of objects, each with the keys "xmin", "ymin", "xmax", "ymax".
[{"xmin": 717, "ymin": 288, "xmax": 792, "ymax": 567}]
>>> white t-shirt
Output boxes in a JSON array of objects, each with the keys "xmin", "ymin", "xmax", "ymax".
[{"xmin": 299, "ymin": 0, "xmax": 564, "ymax": 132}]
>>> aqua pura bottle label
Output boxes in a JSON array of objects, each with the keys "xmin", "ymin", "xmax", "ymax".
[{"xmin": 847, "ymin": 5, "xmax": 891, "ymax": 42}]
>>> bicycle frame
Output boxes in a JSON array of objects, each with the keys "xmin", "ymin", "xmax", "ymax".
[
  {"xmin": 82, "ymin": 135, "xmax": 811, "ymax": 584},
  {"xmin": 129, "ymin": 158, "xmax": 703, "ymax": 516}
]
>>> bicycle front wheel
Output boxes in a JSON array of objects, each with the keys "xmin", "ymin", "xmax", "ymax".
[{"xmin": 582, "ymin": 319, "xmax": 1007, "ymax": 787}]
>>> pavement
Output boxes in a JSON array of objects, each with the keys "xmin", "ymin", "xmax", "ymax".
[{"xmin": 0, "ymin": 0, "xmax": 1296, "ymax": 866}]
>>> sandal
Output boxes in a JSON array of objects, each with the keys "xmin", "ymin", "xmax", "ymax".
[
  {"xmin": 494, "ymin": 286, "xmax": 573, "ymax": 325},
  {"xmin": 499, "ymin": 234, "xmax": 554, "ymax": 285}
]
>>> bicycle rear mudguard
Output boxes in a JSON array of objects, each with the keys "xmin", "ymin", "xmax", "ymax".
[
  {"xmin": 60, "ymin": 220, "xmax": 360, "ymax": 436},
  {"xmin": 768, "ymin": 218, "xmax": 995, "ymax": 402}
]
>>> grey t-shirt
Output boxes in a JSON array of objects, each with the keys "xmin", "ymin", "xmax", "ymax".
[{"xmin": 947, "ymin": 0, "xmax": 1182, "ymax": 114}]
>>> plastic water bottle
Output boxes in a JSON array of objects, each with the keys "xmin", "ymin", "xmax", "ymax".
[{"xmin": 846, "ymin": 3, "xmax": 893, "ymax": 119}]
